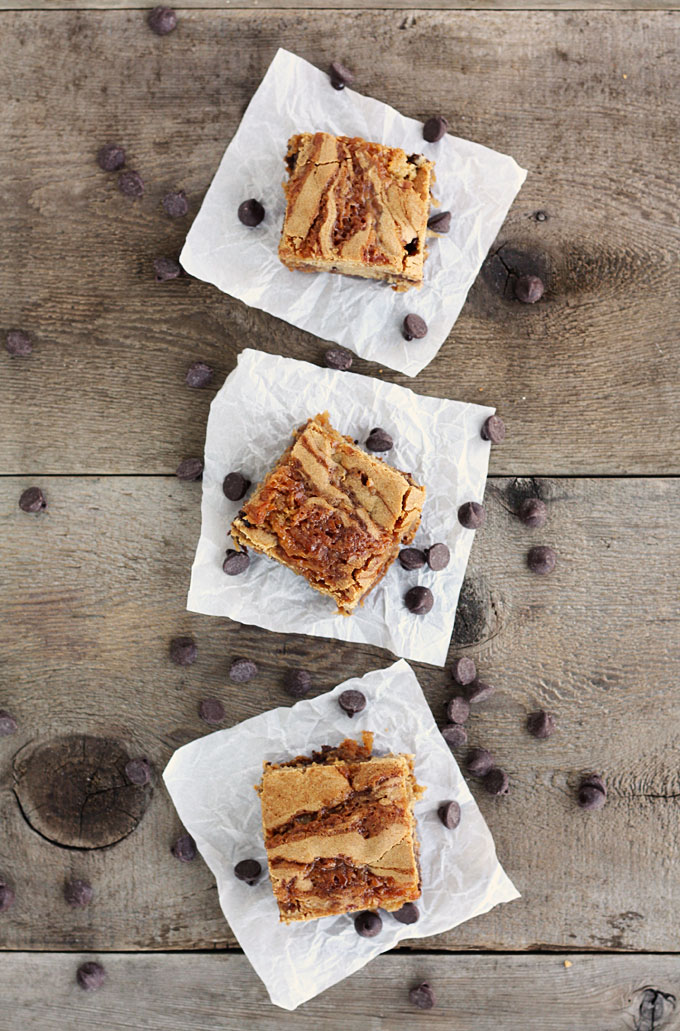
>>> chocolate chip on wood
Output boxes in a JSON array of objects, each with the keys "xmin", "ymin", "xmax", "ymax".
[
  {"xmin": 519, "ymin": 498, "xmax": 548, "ymax": 528},
  {"xmin": 176, "ymin": 457, "xmax": 203, "ymax": 481},
  {"xmin": 527, "ymin": 545, "xmax": 556, "ymax": 574},
  {"xmin": 154, "ymin": 257, "xmax": 182, "ymax": 281},
  {"xmin": 0, "ymin": 712, "xmax": 18, "ymax": 737},
  {"xmin": 125, "ymin": 757, "xmax": 152, "ymax": 786},
  {"xmin": 515, "ymin": 274, "xmax": 544, "ymax": 303},
  {"xmin": 169, "ymin": 636, "xmax": 197, "ymax": 667},
  {"xmin": 118, "ymin": 170, "xmax": 144, "ymax": 197},
  {"xmin": 578, "ymin": 773, "xmax": 607, "ymax": 810},
  {"xmin": 446, "ymin": 696, "xmax": 470, "ymax": 724},
  {"xmin": 283, "ymin": 668, "xmax": 312, "ymax": 698},
  {"xmin": 64, "ymin": 879, "xmax": 93, "ymax": 908},
  {"xmin": 229, "ymin": 658, "xmax": 258, "ymax": 683},
  {"xmin": 172, "ymin": 833, "xmax": 197, "ymax": 862},
  {"xmin": 451, "ymin": 657, "xmax": 476, "ymax": 686},
  {"xmin": 527, "ymin": 710, "xmax": 556, "ymax": 738},
  {"xmin": 199, "ymin": 698, "xmax": 225, "ymax": 725},
  {"xmin": 466, "ymin": 747, "xmax": 495, "ymax": 777},
  {"xmin": 148, "ymin": 6, "xmax": 177, "ymax": 34},
  {"xmin": 162, "ymin": 190, "xmax": 189, "ymax": 217},
  {"xmin": 481, "ymin": 415, "xmax": 506, "ymax": 444},
  {"xmin": 77, "ymin": 962, "xmax": 106, "ymax": 991},
  {"xmin": 324, "ymin": 347, "xmax": 353, "ymax": 371},
  {"xmin": 185, "ymin": 362, "xmax": 213, "ymax": 388},
  {"xmin": 97, "ymin": 143, "xmax": 125, "ymax": 171},
  {"xmin": 409, "ymin": 982, "xmax": 436, "ymax": 1010},
  {"xmin": 19, "ymin": 487, "xmax": 46, "ymax": 512},
  {"xmin": 6, "ymin": 329, "xmax": 32, "ymax": 356},
  {"xmin": 483, "ymin": 768, "xmax": 509, "ymax": 795},
  {"xmin": 0, "ymin": 883, "xmax": 15, "ymax": 912},
  {"xmin": 441, "ymin": 724, "xmax": 467, "ymax": 749}
]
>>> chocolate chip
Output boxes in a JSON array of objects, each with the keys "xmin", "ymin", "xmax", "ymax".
[
  {"xmin": 223, "ymin": 549, "xmax": 249, "ymax": 575},
  {"xmin": 409, "ymin": 982, "xmax": 436, "ymax": 1010},
  {"xmin": 283, "ymin": 668, "xmax": 312, "ymax": 698},
  {"xmin": 185, "ymin": 361, "xmax": 213, "ymax": 388},
  {"xmin": 535, "ymin": 211, "xmax": 548, "ymax": 222},
  {"xmin": 423, "ymin": 115, "xmax": 449, "ymax": 142},
  {"xmin": 223, "ymin": 472, "xmax": 251, "ymax": 501},
  {"xmin": 163, "ymin": 190, "xmax": 188, "ymax": 218},
  {"xmin": 365, "ymin": 427, "xmax": 393, "ymax": 452},
  {"xmin": 354, "ymin": 910, "xmax": 382, "ymax": 937},
  {"xmin": 426, "ymin": 543, "xmax": 450, "ymax": 571},
  {"xmin": 483, "ymin": 768, "xmax": 509, "ymax": 795},
  {"xmin": 118, "ymin": 170, "xmax": 144, "ymax": 197},
  {"xmin": 427, "ymin": 210, "xmax": 451, "ymax": 233},
  {"xmin": 237, "ymin": 199, "xmax": 265, "ymax": 227},
  {"xmin": 229, "ymin": 658, "xmax": 258, "ymax": 683},
  {"xmin": 458, "ymin": 501, "xmax": 486, "ymax": 529},
  {"xmin": 442, "ymin": 724, "xmax": 467, "ymax": 749},
  {"xmin": 578, "ymin": 783, "xmax": 606, "ymax": 810},
  {"xmin": 0, "ymin": 711, "xmax": 18, "ymax": 737},
  {"xmin": 451, "ymin": 657, "xmax": 476, "ymax": 686},
  {"xmin": 399, "ymin": 547, "xmax": 426, "ymax": 571},
  {"xmin": 172, "ymin": 833, "xmax": 197, "ymax": 862},
  {"xmin": 581, "ymin": 773, "xmax": 607, "ymax": 795},
  {"xmin": 77, "ymin": 961, "xmax": 106, "ymax": 991},
  {"xmin": 438, "ymin": 800, "xmax": 461, "ymax": 829},
  {"xmin": 6, "ymin": 329, "xmax": 32, "ymax": 357},
  {"xmin": 176, "ymin": 457, "xmax": 203, "ymax": 481},
  {"xmin": 338, "ymin": 689, "xmax": 366, "ymax": 717},
  {"xmin": 404, "ymin": 586, "xmax": 434, "ymax": 615},
  {"xmin": 402, "ymin": 314, "xmax": 428, "ymax": 341},
  {"xmin": 519, "ymin": 498, "xmax": 547, "ymax": 528},
  {"xmin": 515, "ymin": 274, "xmax": 544, "ymax": 304},
  {"xmin": 169, "ymin": 636, "xmax": 197, "ymax": 667},
  {"xmin": 527, "ymin": 545, "xmax": 556, "ymax": 574},
  {"xmin": 154, "ymin": 257, "xmax": 182, "ymax": 281},
  {"xmin": 481, "ymin": 415, "xmax": 506, "ymax": 444},
  {"xmin": 148, "ymin": 6, "xmax": 177, "ymax": 34},
  {"xmin": 125, "ymin": 757, "xmax": 152, "ymax": 786},
  {"xmin": 64, "ymin": 879, "xmax": 93, "ymax": 908},
  {"xmin": 324, "ymin": 347, "xmax": 353, "ymax": 371},
  {"xmin": 199, "ymin": 697, "xmax": 225, "ymax": 725},
  {"xmin": 527, "ymin": 710, "xmax": 556, "ymax": 739},
  {"xmin": 393, "ymin": 902, "xmax": 419, "ymax": 924},
  {"xmin": 234, "ymin": 859, "xmax": 261, "ymax": 885},
  {"xmin": 97, "ymin": 144, "xmax": 125, "ymax": 172},
  {"xmin": 466, "ymin": 747, "xmax": 495, "ymax": 777},
  {"xmin": 464, "ymin": 680, "xmax": 496, "ymax": 704},
  {"xmin": 329, "ymin": 60, "xmax": 354, "ymax": 90},
  {"xmin": 19, "ymin": 487, "xmax": 46, "ymax": 513},
  {"xmin": 0, "ymin": 883, "xmax": 15, "ymax": 912},
  {"xmin": 446, "ymin": 696, "xmax": 470, "ymax": 725}
]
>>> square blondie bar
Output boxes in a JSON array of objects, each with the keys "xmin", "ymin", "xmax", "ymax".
[
  {"xmin": 257, "ymin": 733, "xmax": 424, "ymax": 923},
  {"xmin": 278, "ymin": 132, "xmax": 434, "ymax": 291},
  {"xmin": 230, "ymin": 413, "xmax": 425, "ymax": 614}
]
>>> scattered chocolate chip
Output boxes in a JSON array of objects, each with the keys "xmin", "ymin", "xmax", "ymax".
[
  {"xmin": 199, "ymin": 697, "xmax": 225, "ymax": 725},
  {"xmin": 515, "ymin": 274, "xmax": 544, "ymax": 304},
  {"xmin": 404, "ymin": 586, "xmax": 434, "ymax": 615},
  {"xmin": 97, "ymin": 143, "xmax": 125, "ymax": 172},
  {"xmin": 329, "ymin": 60, "xmax": 354, "ymax": 90},
  {"xmin": 458, "ymin": 501, "xmax": 486, "ymax": 529},
  {"xmin": 527, "ymin": 545, "xmax": 556, "ymax": 574},
  {"xmin": 0, "ymin": 883, "xmax": 15, "ymax": 912},
  {"xmin": 64, "ymin": 879, "xmax": 93, "ymax": 908},
  {"xmin": 402, "ymin": 314, "xmax": 428, "ymax": 341},
  {"xmin": 234, "ymin": 859, "xmax": 261, "ymax": 885},
  {"xmin": 534, "ymin": 211, "xmax": 548, "ymax": 222},
  {"xmin": 442, "ymin": 724, "xmax": 467, "ymax": 749},
  {"xmin": 581, "ymin": 773, "xmax": 607, "ymax": 796},
  {"xmin": 423, "ymin": 115, "xmax": 449, "ymax": 143},
  {"xmin": 466, "ymin": 747, "xmax": 495, "ymax": 777},
  {"xmin": 324, "ymin": 347, "xmax": 353, "ymax": 371},
  {"xmin": 6, "ymin": 329, "xmax": 32, "ymax": 357},
  {"xmin": 118, "ymin": 170, "xmax": 144, "ymax": 197},
  {"xmin": 77, "ymin": 961, "xmax": 106, "ymax": 991},
  {"xmin": 125, "ymin": 757, "xmax": 152, "ymax": 786},
  {"xmin": 483, "ymin": 768, "xmax": 509, "ymax": 795},
  {"xmin": 163, "ymin": 190, "xmax": 188, "ymax": 218},
  {"xmin": 451, "ymin": 657, "xmax": 476, "ymax": 686},
  {"xmin": 237, "ymin": 198, "xmax": 265, "ymax": 227},
  {"xmin": 223, "ymin": 472, "xmax": 251, "ymax": 501},
  {"xmin": 354, "ymin": 910, "xmax": 382, "ymax": 937},
  {"xmin": 283, "ymin": 668, "xmax": 312, "ymax": 699},
  {"xmin": 519, "ymin": 498, "xmax": 547, "ymax": 528},
  {"xmin": 393, "ymin": 902, "xmax": 419, "ymax": 925},
  {"xmin": 438, "ymin": 800, "xmax": 461, "ymax": 829},
  {"xmin": 409, "ymin": 982, "xmax": 436, "ymax": 1010},
  {"xmin": 223, "ymin": 549, "xmax": 249, "ymax": 575},
  {"xmin": 172, "ymin": 833, "xmax": 197, "ymax": 862},
  {"xmin": 365, "ymin": 427, "xmax": 393, "ymax": 452},
  {"xmin": 229, "ymin": 658, "xmax": 258, "ymax": 683},
  {"xmin": 0, "ymin": 712, "xmax": 18, "ymax": 737},
  {"xmin": 578, "ymin": 782, "xmax": 606, "ymax": 810},
  {"xmin": 464, "ymin": 680, "xmax": 496, "ymax": 704},
  {"xmin": 446, "ymin": 696, "xmax": 470, "ymax": 725},
  {"xmin": 169, "ymin": 636, "xmax": 198, "ymax": 667},
  {"xmin": 19, "ymin": 487, "xmax": 46, "ymax": 513},
  {"xmin": 427, "ymin": 210, "xmax": 451, "ymax": 233},
  {"xmin": 399, "ymin": 547, "xmax": 426, "ymax": 571},
  {"xmin": 426, "ymin": 543, "xmax": 450, "ymax": 571},
  {"xmin": 154, "ymin": 257, "xmax": 182, "ymax": 281},
  {"xmin": 481, "ymin": 415, "xmax": 506, "ymax": 444},
  {"xmin": 185, "ymin": 361, "xmax": 213, "ymax": 388},
  {"xmin": 176, "ymin": 457, "xmax": 203, "ymax": 481},
  {"xmin": 338, "ymin": 689, "xmax": 366, "ymax": 717},
  {"xmin": 148, "ymin": 6, "xmax": 177, "ymax": 34},
  {"xmin": 527, "ymin": 710, "xmax": 556, "ymax": 739}
]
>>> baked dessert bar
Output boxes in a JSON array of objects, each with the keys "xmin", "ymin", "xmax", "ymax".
[
  {"xmin": 278, "ymin": 132, "xmax": 434, "ymax": 291},
  {"xmin": 230, "ymin": 413, "xmax": 426, "ymax": 614},
  {"xmin": 257, "ymin": 732, "xmax": 424, "ymax": 923}
]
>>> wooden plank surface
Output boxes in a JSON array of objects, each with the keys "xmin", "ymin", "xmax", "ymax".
[
  {"xmin": 2, "ymin": 11, "xmax": 678, "ymax": 476},
  {"xmin": 2, "ymin": 0, "xmax": 678, "ymax": 9},
  {"xmin": 0, "ymin": 475, "xmax": 678, "ymax": 952},
  {"xmin": 1, "ymin": 952, "xmax": 679, "ymax": 1030}
]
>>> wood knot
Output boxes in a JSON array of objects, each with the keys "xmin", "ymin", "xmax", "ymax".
[
  {"xmin": 631, "ymin": 987, "xmax": 676, "ymax": 1031},
  {"xmin": 452, "ymin": 577, "xmax": 503, "ymax": 647},
  {"xmin": 13, "ymin": 735, "xmax": 151, "ymax": 849}
]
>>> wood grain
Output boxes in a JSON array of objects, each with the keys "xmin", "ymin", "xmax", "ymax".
[
  {"xmin": 2, "ymin": 0, "xmax": 678, "ymax": 9},
  {"xmin": 0, "ymin": 475, "xmax": 678, "ymax": 952},
  {"xmin": 1, "ymin": 11, "xmax": 678, "ymax": 475}
]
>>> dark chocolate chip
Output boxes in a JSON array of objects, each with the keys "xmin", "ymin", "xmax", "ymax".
[
  {"xmin": 464, "ymin": 680, "xmax": 496, "ymax": 704},
  {"xmin": 223, "ymin": 549, "xmax": 250, "ymax": 575},
  {"xmin": 515, "ymin": 274, "xmax": 544, "ymax": 304},
  {"xmin": 223, "ymin": 472, "xmax": 251, "ymax": 501},
  {"xmin": 481, "ymin": 415, "xmax": 506, "ymax": 444},
  {"xmin": 402, "ymin": 314, "xmax": 428, "ymax": 341},
  {"xmin": 125, "ymin": 757, "xmax": 152, "ymax": 786},
  {"xmin": 234, "ymin": 859, "xmax": 261, "ymax": 885},
  {"xmin": 283, "ymin": 668, "xmax": 312, "ymax": 698},
  {"xmin": 118, "ymin": 170, "xmax": 144, "ymax": 197},
  {"xmin": 176, "ymin": 457, "xmax": 204, "ymax": 481},
  {"xmin": 423, "ymin": 115, "xmax": 449, "ymax": 142},
  {"xmin": 446, "ymin": 696, "xmax": 470, "ymax": 725},
  {"xmin": 169, "ymin": 636, "xmax": 197, "ymax": 667},
  {"xmin": 527, "ymin": 710, "xmax": 556, "ymax": 739},
  {"xmin": 172, "ymin": 833, "xmax": 197, "ymax": 862},
  {"xmin": 154, "ymin": 257, "xmax": 182, "ymax": 281},
  {"xmin": 185, "ymin": 361, "xmax": 213, "ymax": 388},
  {"xmin": 199, "ymin": 697, "xmax": 225, "ymax": 725},
  {"xmin": 365, "ymin": 427, "xmax": 393, "ymax": 452},
  {"xmin": 329, "ymin": 60, "xmax": 354, "ymax": 90},
  {"xmin": 483, "ymin": 768, "xmax": 509, "ymax": 795},
  {"xmin": 404, "ymin": 586, "xmax": 434, "ymax": 615},
  {"xmin": 427, "ymin": 210, "xmax": 451, "ymax": 233},
  {"xmin": 581, "ymin": 773, "xmax": 607, "ymax": 796},
  {"xmin": 324, "ymin": 347, "xmax": 353, "ymax": 371},
  {"xmin": 438, "ymin": 800, "xmax": 461, "ymax": 829},
  {"xmin": 441, "ymin": 724, "xmax": 467, "ymax": 749},
  {"xmin": 64, "ymin": 879, "xmax": 93, "ymax": 908},
  {"xmin": 409, "ymin": 982, "xmax": 436, "ymax": 1010},
  {"xmin": 338, "ymin": 689, "xmax": 366, "ymax": 717},
  {"xmin": 77, "ymin": 961, "xmax": 106, "ymax": 991},
  {"xmin": 148, "ymin": 6, "xmax": 177, "ymax": 34},
  {"xmin": 19, "ymin": 487, "xmax": 46, "ymax": 513},
  {"xmin": 163, "ymin": 190, "xmax": 188, "ymax": 218},
  {"xmin": 399, "ymin": 547, "xmax": 426, "ymax": 571},
  {"xmin": 519, "ymin": 498, "xmax": 547, "ymax": 528},
  {"xmin": 458, "ymin": 501, "xmax": 486, "ymax": 529},
  {"xmin": 0, "ymin": 711, "xmax": 18, "ymax": 737},
  {"xmin": 426, "ymin": 543, "xmax": 450, "ymax": 571},
  {"xmin": 238, "ymin": 199, "xmax": 265, "ymax": 227},
  {"xmin": 393, "ymin": 902, "xmax": 419, "ymax": 925},
  {"xmin": 6, "ymin": 330, "xmax": 32, "ymax": 357},
  {"xmin": 0, "ymin": 883, "xmax": 15, "ymax": 912},
  {"xmin": 451, "ymin": 656, "xmax": 476, "ymax": 686},
  {"xmin": 97, "ymin": 144, "xmax": 125, "ymax": 172},
  {"xmin": 354, "ymin": 910, "xmax": 382, "ymax": 938},
  {"xmin": 527, "ymin": 545, "xmax": 556, "ymax": 574},
  {"xmin": 578, "ymin": 783, "xmax": 606, "ymax": 810},
  {"xmin": 229, "ymin": 658, "xmax": 258, "ymax": 683},
  {"xmin": 466, "ymin": 747, "xmax": 495, "ymax": 777}
]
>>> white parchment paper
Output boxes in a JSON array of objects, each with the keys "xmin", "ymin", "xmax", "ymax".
[
  {"xmin": 180, "ymin": 48, "xmax": 527, "ymax": 377},
  {"xmin": 163, "ymin": 660, "xmax": 519, "ymax": 1010},
  {"xmin": 187, "ymin": 348, "xmax": 493, "ymax": 667}
]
